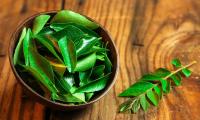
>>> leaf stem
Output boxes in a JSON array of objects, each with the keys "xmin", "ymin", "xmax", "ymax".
[{"xmin": 164, "ymin": 60, "xmax": 197, "ymax": 79}]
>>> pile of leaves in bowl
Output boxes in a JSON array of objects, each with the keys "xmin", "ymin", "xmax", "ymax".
[{"xmin": 13, "ymin": 10, "xmax": 112, "ymax": 104}]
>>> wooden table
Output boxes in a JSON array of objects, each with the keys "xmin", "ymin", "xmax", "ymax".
[{"xmin": 1, "ymin": 0, "xmax": 200, "ymax": 119}]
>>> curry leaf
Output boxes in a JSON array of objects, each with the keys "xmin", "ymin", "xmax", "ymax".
[
  {"xmin": 23, "ymin": 28, "xmax": 32, "ymax": 66},
  {"xmin": 140, "ymin": 95, "xmax": 150, "ymax": 111},
  {"xmin": 75, "ymin": 53, "xmax": 96, "ymax": 72},
  {"xmin": 79, "ymin": 69, "xmax": 92, "ymax": 86},
  {"xmin": 32, "ymin": 15, "xmax": 50, "ymax": 35},
  {"xmin": 51, "ymin": 10, "xmax": 99, "ymax": 29},
  {"xmin": 76, "ymin": 36, "xmax": 99, "ymax": 57},
  {"xmin": 146, "ymin": 90, "xmax": 159, "ymax": 106},
  {"xmin": 58, "ymin": 36, "xmax": 77, "ymax": 72},
  {"xmin": 75, "ymin": 73, "xmax": 111, "ymax": 93},
  {"xmin": 118, "ymin": 82, "xmax": 155, "ymax": 97},
  {"xmin": 34, "ymin": 35, "xmax": 63, "ymax": 63},
  {"xmin": 13, "ymin": 27, "xmax": 26, "ymax": 65}
]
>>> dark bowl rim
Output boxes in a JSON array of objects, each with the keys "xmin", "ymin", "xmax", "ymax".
[{"xmin": 8, "ymin": 10, "xmax": 119, "ymax": 108}]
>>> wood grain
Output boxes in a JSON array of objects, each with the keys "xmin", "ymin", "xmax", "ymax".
[{"xmin": 1, "ymin": 0, "xmax": 200, "ymax": 120}]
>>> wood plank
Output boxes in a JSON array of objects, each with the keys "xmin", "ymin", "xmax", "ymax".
[{"xmin": 0, "ymin": 0, "xmax": 200, "ymax": 120}]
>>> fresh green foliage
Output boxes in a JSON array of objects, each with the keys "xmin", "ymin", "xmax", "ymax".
[
  {"xmin": 32, "ymin": 15, "xmax": 50, "ymax": 35},
  {"xmin": 13, "ymin": 10, "xmax": 112, "ymax": 104},
  {"xmin": 119, "ymin": 59, "xmax": 196, "ymax": 113},
  {"xmin": 50, "ymin": 10, "xmax": 99, "ymax": 29}
]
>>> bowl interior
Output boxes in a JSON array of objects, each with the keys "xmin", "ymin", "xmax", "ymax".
[{"xmin": 9, "ymin": 11, "xmax": 118, "ymax": 110}]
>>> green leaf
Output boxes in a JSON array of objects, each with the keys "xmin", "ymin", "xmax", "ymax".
[
  {"xmin": 64, "ymin": 75, "xmax": 75, "ymax": 87},
  {"xmin": 54, "ymin": 93, "xmax": 85, "ymax": 103},
  {"xmin": 29, "ymin": 47, "xmax": 56, "ymax": 84},
  {"xmin": 34, "ymin": 35, "xmax": 63, "ymax": 63},
  {"xmin": 104, "ymin": 53, "xmax": 112, "ymax": 73},
  {"xmin": 52, "ymin": 25, "xmax": 85, "ymax": 46},
  {"xmin": 85, "ymin": 92, "xmax": 94, "ymax": 101},
  {"xmin": 140, "ymin": 95, "xmax": 150, "ymax": 111},
  {"xmin": 170, "ymin": 74, "xmax": 181, "ymax": 86},
  {"xmin": 13, "ymin": 27, "xmax": 26, "ymax": 65},
  {"xmin": 58, "ymin": 37, "xmax": 77, "ymax": 72},
  {"xmin": 23, "ymin": 28, "xmax": 32, "ymax": 66},
  {"xmin": 50, "ymin": 23, "xmax": 99, "ymax": 37},
  {"xmin": 118, "ymin": 82, "xmax": 155, "ymax": 97},
  {"xmin": 38, "ymin": 26, "xmax": 54, "ymax": 35},
  {"xmin": 131, "ymin": 98, "xmax": 140, "ymax": 113},
  {"xmin": 153, "ymin": 68, "xmax": 171, "ymax": 78},
  {"xmin": 91, "ymin": 65, "xmax": 105, "ymax": 79},
  {"xmin": 160, "ymin": 79, "xmax": 170, "ymax": 93},
  {"xmin": 140, "ymin": 74, "xmax": 163, "ymax": 82},
  {"xmin": 79, "ymin": 46, "xmax": 108, "ymax": 57},
  {"xmin": 75, "ymin": 53, "xmax": 96, "ymax": 72},
  {"xmin": 182, "ymin": 68, "xmax": 191, "ymax": 77},
  {"xmin": 32, "ymin": 14, "xmax": 50, "ymax": 35},
  {"xmin": 75, "ymin": 73, "xmax": 111, "ymax": 93},
  {"xmin": 51, "ymin": 10, "xmax": 99, "ymax": 29},
  {"xmin": 79, "ymin": 69, "xmax": 92, "ymax": 86},
  {"xmin": 119, "ymin": 99, "xmax": 133, "ymax": 112},
  {"xmin": 20, "ymin": 64, "xmax": 58, "ymax": 94},
  {"xmin": 146, "ymin": 90, "xmax": 159, "ymax": 106},
  {"xmin": 171, "ymin": 58, "xmax": 181, "ymax": 67},
  {"xmin": 54, "ymin": 72, "xmax": 71, "ymax": 93},
  {"xmin": 76, "ymin": 35, "xmax": 99, "ymax": 57},
  {"xmin": 154, "ymin": 85, "xmax": 162, "ymax": 99}
]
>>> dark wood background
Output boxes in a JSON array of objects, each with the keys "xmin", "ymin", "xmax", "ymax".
[{"xmin": 1, "ymin": 0, "xmax": 200, "ymax": 119}]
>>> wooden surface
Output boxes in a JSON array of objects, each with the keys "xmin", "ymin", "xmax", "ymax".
[{"xmin": 1, "ymin": 0, "xmax": 200, "ymax": 120}]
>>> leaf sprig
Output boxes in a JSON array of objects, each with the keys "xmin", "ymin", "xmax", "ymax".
[{"xmin": 118, "ymin": 59, "xmax": 196, "ymax": 113}]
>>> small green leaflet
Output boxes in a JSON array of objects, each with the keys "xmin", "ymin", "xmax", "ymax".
[
  {"xmin": 119, "ymin": 58, "xmax": 196, "ymax": 113},
  {"xmin": 119, "ymin": 81, "xmax": 155, "ymax": 97},
  {"xmin": 32, "ymin": 15, "xmax": 50, "ymax": 35}
]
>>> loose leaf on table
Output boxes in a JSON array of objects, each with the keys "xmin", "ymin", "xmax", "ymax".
[
  {"xmin": 171, "ymin": 58, "xmax": 192, "ymax": 77},
  {"xmin": 140, "ymin": 95, "xmax": 150, "ymax": 111},
  {"xmin": 58, "ymin": 36, "xmax": 77, "ymax": 73},
  {"xmin": 146, "ymin": 90, "xmax": 159, "ymax": 106},
  {"xmin": 131, "ymin": 98, "xmax": 140, "ymax": 113},
  {"xmin": 75, "ymin": 53, "xmax": 96, "ymax": 72},
  {"xmin": 51, "ymin": 10, "xmax": 99, "ymax": 29},
  {"xmin": 76, "ymin": 35, "xmax": 99, "ymax": 57},
  {"xmin": 50, "ymin": 23, "xmax": 99, "ymax": 37},
  {"xmin": 23, "ymin": 28, "xmax": 32, "ymax": 66},
  {"xmin": 32, "ymin": 15, "xmax": 50, "ymax": 35},
  {"xmin": 140, "ymin": 74, "xmax": 164, "ymax": 82},
  {"xmin": 153, "ymin": 85, "xmax": 162, "ymax": 99},
  {"xmin": 34, "ymin": 35, "xmax": 63, "ymax": 63},
  {"xmin": 75, "ymin": 73, "xmax": 111, "ymax": 93},
  {"xmin": 13, "ymin": 27, "xmax": 26, "ymax": 65},
  {"xmin": 118, "ymin": 81, "xmax": 155, "ymax": 97}
]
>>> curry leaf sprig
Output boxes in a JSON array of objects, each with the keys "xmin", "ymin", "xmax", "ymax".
[{"xmin": 118, "ymin": 59, "xmax": 196, "ymax": 113}]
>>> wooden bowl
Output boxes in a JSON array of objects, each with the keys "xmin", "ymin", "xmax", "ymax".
[{"xmin": 8, "ymin": 11, "xmax": 119, "ymax": 110}]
